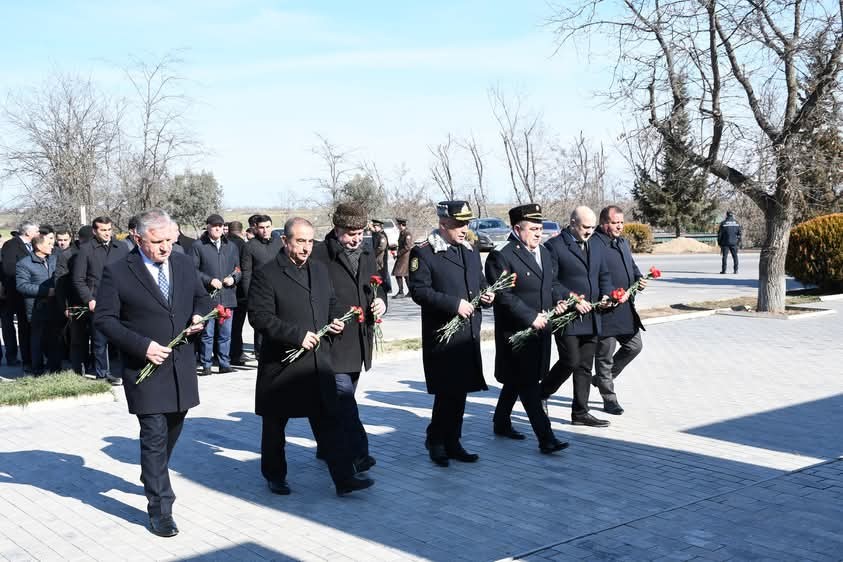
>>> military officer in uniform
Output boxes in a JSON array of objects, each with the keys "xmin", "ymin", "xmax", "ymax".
[
  {"xmin": 485, "ymin": 204, "xmax": 569, "ymax": 454},
  {"xmin": 392, "ymin": 218, "xmax": 413, "ymax": 298},
  {"xmin": 409, "ymin": 200, "xmax": 494, "ymax": 467}
]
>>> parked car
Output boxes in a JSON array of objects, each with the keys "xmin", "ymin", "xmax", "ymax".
[
  {"xmin": 380, "ymin": 219, "xmax": 400, "ymax": 249},
  {"xmin": 468, "ymin": 217, "xmax": 510, "ymax": 251},
  {"xmin": 541, "ymin": 220, "xmax": 561, "ymax": 242}
]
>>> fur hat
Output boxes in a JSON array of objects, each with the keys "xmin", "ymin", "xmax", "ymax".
[{"xmin": 332, "ymin": 203, "xmax": 368, "ymax": 229}]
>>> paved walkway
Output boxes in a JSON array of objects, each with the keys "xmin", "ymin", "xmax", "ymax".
[{"xmin": 1, "ymin": 302, "xmax": 841, "ymax": 560}]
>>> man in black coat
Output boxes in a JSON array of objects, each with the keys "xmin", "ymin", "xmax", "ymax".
[
  {"xmin": 249, "ymin": 217, "xmax": 374, "ymax": 496},
  {"xmin": 240, "ymin": 214, "xmax": 283, "ymax": 358},
  {"xmin": 542, "ymin": 206, "xmax": 614, "ymax": 428},
  {"xmin": 311, "ymin": 203, "xmax": 388, "ymax": 473},
  {"xmin": 226, "ymin": 221, "xmax": 249, "ymax": 364},
  {"xmin": 95, "ymin": 209, "xmax": 210, "ymax": 537},
  {"xmin": 592, "ymin": 206, "xmax": 647, "ymax": 415},
  {"xmin": 718, "ymin": 211, "xmax": 742, "ymax": 274},
  {"xmin": 72, "ymin": 216, "xmax": 129, "ymax": 383},
  {"xmin": 409, "ymin": 200, "xmax": 494, "ymax": 467},
  {"xmin": 369, "ymin": 219, "xmax": 392, "ymax": 294},
  {"xmin": 55, "ymin": 226, "xmax": 93, "ymax": 374},
  {"xmin": 191, "ymin": 214, "xmax": 241, "ymax": 376},
  {"xmin": 485, "ymin": 204, "xmax": 569, "ymax": 454},
  {"xmin": 1, "ymin": 220, "xmax": 39, "ymax": 369}
]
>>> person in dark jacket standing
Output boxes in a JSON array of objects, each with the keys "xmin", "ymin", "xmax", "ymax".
[
  {"xmin": 225, "ymin": 221, "xmax": 249, "ymax": 365},
  {"xmin": 311, "ymin": 203, "xmax": 387, "ymax": 473},
  {"xmin": 542, "ymin": 206, "xmax": 614, "ymax": 428},
  {"xmin": 95, "ymin": 209, "xmax": 210, "ymax": 537},
  {"xmin": 191, "ymin": 214, "xmax": 241, "ymax": 376},
  {"xmin": 240, "ymin": 214, "xmax": 283, "ymax": 358},
  {"xmin": 409, "ymin": 201, "xmax": 494, "ymax": 467},
  {"xmin": 16, "ymin": 234, "xmax": 61, "ymax": 375},
  {"xmin": 718, "ymin": 211, "xmax": 742, "ymax": 274},
  {"xmin": 1, "ymin": 220, "xmax": 39, "ymax": 369},
  {"xmin": 392, "ymin": 218, "xmax": 412, "ymax": 297},
  {"xmin": 591, "ymin": 206, "xmax": 648, "ymax": 415},
  {"xmin": 369, "ymin": 219, "xmax": 392, "ymax": 294},
  {"xmin": 72, "ymin": 216, "xmax": 129, "ymax": 383},
  {"xmin": 485, "ymin": 204, "xmax": 569, "ymax": 454},
  {"xmin": 249, "ymin": 217, "xmax": 375, "ymax": 496},
  {"xmin": 56, "ymin": 226, "xmax": 93, "ymax": 374}
]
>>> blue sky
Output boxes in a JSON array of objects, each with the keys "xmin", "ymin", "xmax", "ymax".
[{"xmin": 0, "ymin": 1, "xmax": 624, "ymax": 207}]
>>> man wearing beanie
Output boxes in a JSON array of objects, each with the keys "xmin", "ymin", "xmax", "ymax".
[{"xmin": 311, "ymin": 202, "xmax": 387, "ymax": 473}]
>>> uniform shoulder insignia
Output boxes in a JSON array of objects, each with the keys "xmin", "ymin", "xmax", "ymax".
[{"xmin": 410, "ymin": 256, "xmax": 419, "ymax": 272}]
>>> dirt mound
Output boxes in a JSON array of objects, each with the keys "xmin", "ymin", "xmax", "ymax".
[{"xmin": 651, "ymin": 237, "xmax": 718, "ymax": 254}]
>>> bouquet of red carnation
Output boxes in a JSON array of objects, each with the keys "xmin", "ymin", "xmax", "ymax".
[
  {"xmin": 369, "ymin": 275, "xmax": 385, "ymax": 352},
  {"xmin": 508, "ymin": 292, "xmax": 581, "ymax": 351},
  {"xmin": 610, "ymin": 287, "xmax": 626, "ymax": 302},
  {"xmin": 137, "ymin": 305, "xmax": 232, "ymax": 384},
  {"xmin": 436, "ymin": 271, "xmax": 517, "ymax": 344},
  {"xmin": 625, "ymin": 265, "xmax": 661, "ymax": 300},
  {"xmin": 209, "ymin": 266, "xmax": 241, "ymax": 299},
  {"xmin": 282, "ymin": 306, "xmax": 364, "ymax": 365}
]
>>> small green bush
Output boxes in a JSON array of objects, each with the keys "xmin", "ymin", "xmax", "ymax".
[
  {"xmin": 0, "ymin": 371, "xmax": 112, "ymax": 407},
  {"xmin": 624, "ymin": 223, "xmax": 654, "ymax": 253},
  {"xmin": 785, "ymin": 213, "xmax": 843, "ymax": 292}
]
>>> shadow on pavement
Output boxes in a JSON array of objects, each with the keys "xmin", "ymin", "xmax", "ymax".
[
  {"xmin": 178, "ymin": 541, "xmax": 296, "ymax": 561},
  {"xmin": 684, "ymin": 393, "xmax": 843, "ymax": 459}
]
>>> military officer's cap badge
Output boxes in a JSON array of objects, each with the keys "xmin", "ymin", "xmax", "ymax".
[{"xmin": 436, "ymin": 200, "xmax": 475, "ymax": 222}]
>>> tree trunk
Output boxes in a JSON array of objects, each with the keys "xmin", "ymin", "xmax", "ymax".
[
  {"xmin": 757, "ymin": 164, "xmax": 795, "ymax": 313},
  {"xmin": 674, "ymin": 219, "xmax": 681, "ymax": 238}
]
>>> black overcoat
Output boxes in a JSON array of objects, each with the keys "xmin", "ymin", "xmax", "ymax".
[
  {"xmin": 249, "ymin": 253, "xmax": 343, "ymax": 419},
  {"xmin": 592, "ymin": 231, "xmax": 644, "ymax": 337},
  {"xmin": 485, "ymin": 237, "xmax": 564, "ymax": 384},
  {"xmin": 544, "ymin": 228, "xmax": 613, "ymax": 337},
  {"xmin": 311, "ymin": 232, "xmax": 388, "ymax": 374},
  {"xmin": 191, "ymin": 232, "xmax": 242, "ymax": 308},
  {"xmin": 94, "ymin": 250, "xmax": 211, "ymax": 415},
  {"xmin": 409, "ymin": 240, "xmax": 488, "ymax": 395},
  {"xmin": 71, "ymin": 239, "xmax": 129, "ymax": 305}
]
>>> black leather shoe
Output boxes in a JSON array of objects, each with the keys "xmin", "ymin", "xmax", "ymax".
[
  {"xmin": 539, "ymin": 437, "xmax": 570, "ymax": 454},
  {"xmin": 353, "ymin": 455, "xmax": 376, "ymax": 473},
  {"xmin": 267, "ymin": 479, "xmax": 291, "ymax": 495},
  {"xmin": 148, "ymin": 514, "xmax": 179, "ymax": 537},
  {"xmin": 336, "ymin": 475, "xmax": 375, "ymax": 496},
  {"xmin": 572, "ymin": 413, "xmax": 610, "ymax": 427},
  {"xmin": 218, "ymin": 366, "xmax": 235, "ymax": 374},
  {"xmin": 446, "ymin": 444, "xmax": 479, "ymax": 463},
  {"xmin": 393, "ymin": 292, "xmax": 406, "ymax": 299},
  {"xmin": 603, "ymin": 402, "xmax": 625, "ymax": 415},
  {"xmin": 428, "ymin": 443, "xmax": 449, "ymax": 467},
  {"xmin": 493, "ymin": 426, "xmax": 526, "ymax": 440},
  {"xmin": 199, "ymin": 367, "xmax": 212, "ymax": 377}
]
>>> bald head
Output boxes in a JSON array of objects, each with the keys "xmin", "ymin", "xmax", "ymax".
[{"xmin": 569, "ymin": 205, "xmax": 597, "ymax": 242}]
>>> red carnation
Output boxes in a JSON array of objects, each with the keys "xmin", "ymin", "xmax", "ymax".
[
  {"xmin": 370, "ymin": 274, "xmax": 383, "ymax": 286},
  {"xmin": 611, "ymin": 288, "xmax": 626, "ymax": 301},
  {"xmin": 649, "ymin": 266, "xmax": 662, "ymax": 279}
]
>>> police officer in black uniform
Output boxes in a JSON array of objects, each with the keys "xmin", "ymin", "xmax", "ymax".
[
  {"xmin": 409, "ymin": 200, "xmax": 494, "ymax": 467},
  {"xmin": 718, "ymin": 211, "xmax": 742, "ymax": 274},
  {"xmin": 485, "ymin": 204, "xmax": 569, "ymax": 454}
]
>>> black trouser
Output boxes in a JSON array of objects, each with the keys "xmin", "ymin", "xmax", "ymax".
[
  {"xmin": 68, "ymin": 315, "xmax": 91, "ymax": 375},
  {"xmin": 311, "ymin": 373, "xmax": 369, "ymax": 461},
  {"xmin": 137, "ymin": 411, "xmax": 187, "ymax": 517},
  {"xmin": 594, "ymin": 331, "xmax": 643, "ymax": 403},
  {"xmin": 427, "ymin": 392, "xmax": 467, "ymax": 448},
  {"xmin": 493, "ymin": 380, "xmax": 554, "ymax": 442},
  {"xmin": 29, "ymin": 305, "xmax": 62, "ymax": 374},
  {"xmin": 721, "ymin": 245, "xmax": 739, "ymax": 272},
  {"xmin": 261, "ymin": 414, "xmax": 353, "ymax": 485},
  {"xmin": 229, "ymin": 304, "xmax": 247, "ymax": 360},
  {"xmin": 542, "ymin": 334, "xmax": 598, "ymax": 417}
]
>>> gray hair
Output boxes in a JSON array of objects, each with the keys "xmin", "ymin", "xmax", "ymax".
[
  {"xmin": 18, "ymin": 220, "xmax": 39, "ymax": 236},
  {"xmin": 283, "ymin": 217, "xmax": 313, "ymax": 238},
  {"xmin": 136, "ymin": 208, "xmax": 173, "ymax": 238}
]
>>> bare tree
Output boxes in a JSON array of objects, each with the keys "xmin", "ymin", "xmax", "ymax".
[
  {"xmin": 490, "ymin": 87, "xmax": 541, "ymax": 203},
  {"xmin": 387, "ymin": 163, "xmax": 435, "ymax": 232},
  {"xmin": 458, "ymin": 135, "xmax": 490, "ymax": 217},
  {"xmin": 550, "ymin": 0, "xmax": 843, "ymax": 312},
  {"xmin": 1, "ymin": 73, "xmax": 121, "ymax": 228},
  {"xmin": 310, "ymin": 133, "xmax": 356, "ymax": 207},
  {"xmin": 122, "ymin": 53, "xmax": 202, "ymax": 211},
  {"xmin": 428, "ymin": 134, "xmax": 458, "ymax": 200}
]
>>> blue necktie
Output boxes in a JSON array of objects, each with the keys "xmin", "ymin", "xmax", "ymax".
[{"xmin": 156, "ymin": 263, "xmax": 169, "ymax": 302}]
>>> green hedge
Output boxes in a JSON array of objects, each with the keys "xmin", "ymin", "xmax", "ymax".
[{"xmin": 785, "ymin": 213, "xmax": 843, "ymax": 292}]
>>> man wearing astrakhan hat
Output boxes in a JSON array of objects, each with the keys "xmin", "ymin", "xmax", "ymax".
[
  {"xmin": 485, "ymin": 204, "xmax": 569, "ymax": 454},
  {"xmin": 408, "ymin": 200, "xmax": 494, "ymax": 467}
]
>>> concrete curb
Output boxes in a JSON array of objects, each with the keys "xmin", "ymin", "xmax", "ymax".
[
  {"xmin": 641, "ymin": 309, "xmax": 718, "ymax": 325},
  {"xmin": 0, "ymin": 388, "xmax": 117, "ymax": 415},
  {"xmin": 716, "ymin": 306, "xmax": 837, "ymax": 321}
]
